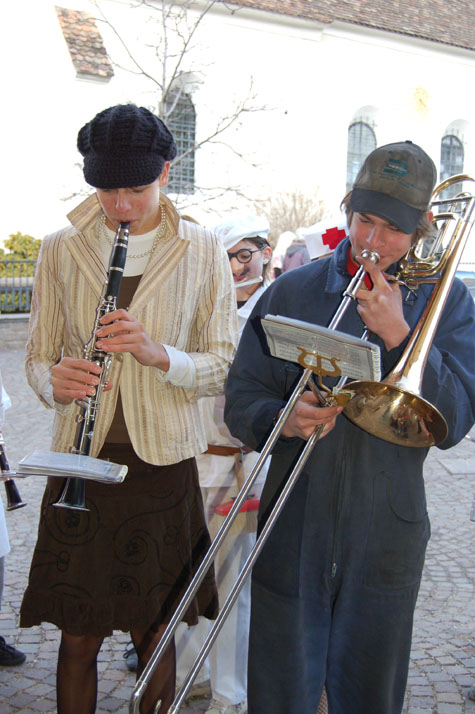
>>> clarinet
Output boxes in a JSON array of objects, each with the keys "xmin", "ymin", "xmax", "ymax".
[
  {"xmin": 53, "ymin": 221, "xmax": 130, "ymax": 511},
  {"xmin": 0, "ymin": 431, "xmax": 26, "ymax": 510}
]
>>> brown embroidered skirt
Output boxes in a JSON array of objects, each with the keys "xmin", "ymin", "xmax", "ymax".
[{"xmin": 20, "ymin": 444, "xmax": 218, "ymax": 637}]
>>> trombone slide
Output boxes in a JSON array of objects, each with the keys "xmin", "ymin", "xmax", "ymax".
[
  {"xmin": 129, "ymin": 366, "xmax": 314, "ymax": 714},
  {"xmin": 129, "ymin": 256, "xmax": 378, "ymax": 714},
  {"xmin": 167, "ymin": 422, "xmax": 325, "ymax": 714}
]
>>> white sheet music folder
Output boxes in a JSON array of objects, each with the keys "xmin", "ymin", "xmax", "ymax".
[
  {"xmin": 261, "ymin": 314, "xmax": 381, "ymax": 382},
  {"xmin": 16, "ymin": 451, "xmax": 127, "ymax": 483}
]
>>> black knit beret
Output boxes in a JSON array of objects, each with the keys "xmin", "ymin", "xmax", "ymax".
[{"xmin": 77, "ymin": 104, "xmax": 178, "ymax": 189}]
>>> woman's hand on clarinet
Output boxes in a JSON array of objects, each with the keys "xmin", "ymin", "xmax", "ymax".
[
  {"xmin": 280, "ymin": 391, "xmax": 343, "ymax": 441},
  {"xmin": 95, "ymin": 309, "xmax": 170, "ymax": 372},
  {"xmin": 51, "ymin": 357, "xmax": 111, "ymax": 405}
]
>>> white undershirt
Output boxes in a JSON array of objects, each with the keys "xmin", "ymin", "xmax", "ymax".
[
  {"xmin": 98, "ymin": 219, "xmax": 196, "ymax": 388},
  {"xmin": 98, "ymin": 221, "xmax": 157, "ymax": 277}
]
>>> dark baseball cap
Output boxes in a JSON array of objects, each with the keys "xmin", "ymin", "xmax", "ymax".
[{"xmin": 349, "ymin": 140, "xmax": 437, "ymax": 233}]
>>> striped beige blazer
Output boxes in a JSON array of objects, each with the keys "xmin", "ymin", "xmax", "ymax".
[{"xmin": 25, "ymin": 194, "xmax": 238, "ymax": 465}]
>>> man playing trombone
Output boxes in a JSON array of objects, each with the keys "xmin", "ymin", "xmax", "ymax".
[{"xmin": 224, "ymin": 141, "xmax": 475, "ymax": 714}]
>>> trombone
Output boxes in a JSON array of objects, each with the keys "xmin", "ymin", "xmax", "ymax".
[
  {"xmin": 130, "ymin": 175, "xmax": 475, "ymax": 713},
  {"xmin": 129, "ymin": 249, "xmax": 380, "ymax": 714}
]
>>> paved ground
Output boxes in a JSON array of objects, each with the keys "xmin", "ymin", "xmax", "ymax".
[{"xmin": 0, "ymin": 315, "xmax": 474, "ymax": 714}]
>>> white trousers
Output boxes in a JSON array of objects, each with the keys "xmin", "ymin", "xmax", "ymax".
[{"xmin": 176, "ymin": 483, "xmax": 261, "ymax": 706}]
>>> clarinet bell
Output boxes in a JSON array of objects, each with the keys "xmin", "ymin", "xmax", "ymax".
[
  {"xmin": 0, "ymin": 438, "xmax": 26, "ymax": 510},
  {"xmin": 53, "ymin": 477, "xmax": 89, "ymax": 512},
  {"xmin": 4, "ymin": 478, "xmax": 27, "ymax": 511}
]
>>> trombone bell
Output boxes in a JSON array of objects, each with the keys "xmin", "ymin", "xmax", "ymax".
[{"xmin": 343, "ymin": 381, "xmax": 448, "ymax": 447}]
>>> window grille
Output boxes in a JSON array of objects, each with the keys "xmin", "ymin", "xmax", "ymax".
[
  {"xmin": 346, "ymin": 122, "xmax": 376, "ymax": 192},
  {"xmin": 440, "ymin": 135, "xmax": 464, "ymax": 199},
  {"xmin": 164, "ymin": 90, "xmax": 196, "ymax": 195}
]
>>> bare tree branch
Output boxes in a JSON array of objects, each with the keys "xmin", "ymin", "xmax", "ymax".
[
  {"xmin": 91, "ymin": 0, "xmax": 163, "ymax": 88},
  {"xmin": 254, "ymin": 190, "xmax": 329, "ymax": 245},
  {"xmin": 89, "ymin": 0, "xmax": 268, "ymax": 202}
]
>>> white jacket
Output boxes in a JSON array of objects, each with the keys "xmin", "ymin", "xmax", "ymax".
[
  {"xmin": 25, "ymin": 194, "xmax": 238, "ymax": 466},
  {"xmin": 0, "ymin": 382, "xmax": 11, "ymax": 558},
  {"xmin": 196, "ymin": 285, "xmax": 270, "ymax": 488}
]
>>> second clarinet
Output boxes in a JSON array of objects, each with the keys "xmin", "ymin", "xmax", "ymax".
[
  {"xmin": 0, "ymin": 431, "xmax": 26, "ymax": 511},
  {"xmin": 53, "ymin": 221, "xmax": 130, "ymax": 511}
]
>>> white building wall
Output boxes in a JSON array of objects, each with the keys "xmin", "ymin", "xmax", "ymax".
[{"xmin": 2, "ymin": 0, "xmax": 475, "ymax": 264}]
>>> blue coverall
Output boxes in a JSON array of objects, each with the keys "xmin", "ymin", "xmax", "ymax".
[{"xmin": 224, "ymin": 237, "xmax": 475, "ymax": 714}]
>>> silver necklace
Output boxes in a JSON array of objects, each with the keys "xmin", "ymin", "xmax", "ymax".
[{"xmin": 98, "ymin": 207, "xmax": 167, "ymax": 259}]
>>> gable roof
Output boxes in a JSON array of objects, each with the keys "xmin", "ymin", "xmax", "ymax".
[
  {"xmin": 223, "ymin": 0, "xmax": 475, "ymax": 52},
  {"xmin": 56, "ymin": 6, "xmax": 114, "ymax": 80}
]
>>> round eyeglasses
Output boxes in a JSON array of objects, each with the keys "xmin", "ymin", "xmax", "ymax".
[{"xmin": 227, "ymin": 246, "xmax": 265, "ymax": 264}]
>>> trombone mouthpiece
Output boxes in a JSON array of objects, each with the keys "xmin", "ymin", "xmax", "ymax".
[{"xmin": 360, "ymin": 249, "xmax": 380, "ymax": 264}]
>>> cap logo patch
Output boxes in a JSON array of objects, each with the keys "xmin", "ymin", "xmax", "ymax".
[{"xmin": 382, "ymin": 159, "xmax": 408, "ymax": 178}]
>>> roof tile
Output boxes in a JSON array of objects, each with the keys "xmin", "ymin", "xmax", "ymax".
[
  {"xmin": 225, "ymin": 0, "xmax": 475, "ymax": 52},
  {"xmin": 55, "ymin": 6, "xmax": 114, "ymax": 80}
]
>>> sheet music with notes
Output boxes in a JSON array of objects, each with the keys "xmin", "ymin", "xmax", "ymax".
[
  {"xmin": 16, "ymin": 451, "xmax": 127, "ymax": 483},
  {"xmin": 262, "ymin": 314, "xmax": 381, "ymax": 381}
]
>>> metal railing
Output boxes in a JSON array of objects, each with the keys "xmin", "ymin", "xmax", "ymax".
[{"xmin": 0, "ymin": 260, "xmax": 36, "ymax": 313}]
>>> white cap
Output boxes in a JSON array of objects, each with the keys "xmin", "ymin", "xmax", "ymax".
[
  {"xmin": 273, "ymin": 230, "xmax": 296, "ymax": 259},
  {"xmin": 296, "ymin": 219, "xmax": 348, "ymax": 260},
  {"xmin": 213, "ymin": 215, "xmax": 270, "ymax": 251}
]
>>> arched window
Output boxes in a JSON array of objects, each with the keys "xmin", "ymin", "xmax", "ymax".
[
  {"xmin": 346, "ymin": 122, "xmax": 376, "ymax": 192},
  {"xmin": 440, "ymin": 135, "xmax": 463, "ymax": 179},
  {"xmin": 440, "ymin": 135, "xmax": 464, "ymax": 198},
  {"xmin": 164, "ymin": 90, "xmax": 196, "ymax": 195}
]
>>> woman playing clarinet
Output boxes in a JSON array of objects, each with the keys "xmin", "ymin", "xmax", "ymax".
[{"xmin": 20, "ymin": 104, "xmax": 238, "ymax": 714}]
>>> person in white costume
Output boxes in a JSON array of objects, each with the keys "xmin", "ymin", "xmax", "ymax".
[
  {"xmin": 0, "ymin": 373, "xmax": 26, "ymax": 666},
  {"xmin": 176, "ymin": 215, "xmax": 272, "ymax": 714}
]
